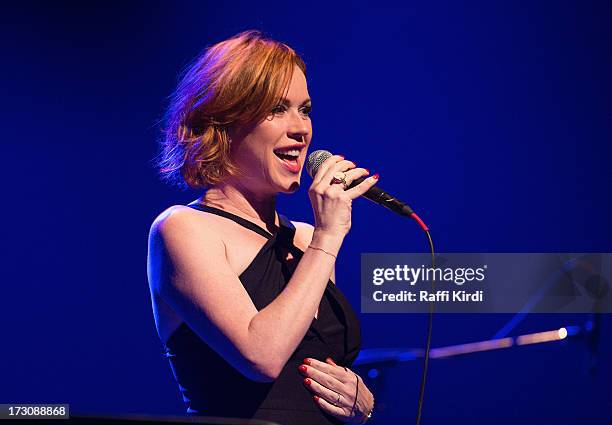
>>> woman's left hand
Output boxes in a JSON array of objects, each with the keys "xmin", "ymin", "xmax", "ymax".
[{"xmin": 299, "ymin": 357, "xmax": 374, "ymax": 423}]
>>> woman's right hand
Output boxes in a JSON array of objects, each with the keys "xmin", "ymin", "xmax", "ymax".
[{"xmin": 308, "ymin": 154, "xmax": 379, "ymax": 242}]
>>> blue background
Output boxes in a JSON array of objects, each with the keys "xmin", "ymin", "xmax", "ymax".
[{"xmin": 1, "ymin": 1, "xmax": 610, "ymax": 424}]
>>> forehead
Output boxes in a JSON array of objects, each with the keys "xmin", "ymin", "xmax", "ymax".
[{"xmin": 284, "ymin": 66, "xmax": 309, "ymax": 101}]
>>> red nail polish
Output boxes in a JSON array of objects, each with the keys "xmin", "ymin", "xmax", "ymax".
[
  {"xmin": 299, "ymin": 365, "xmax": 307, "ymax": 373},
  {"xmin": 373, "ymin": 173, "xmax": 379, "ymax": 180},
  {"xmin": 364, "ymin": 168, "xmax": 370, "ymax": 174},
  {"xmin": 303, "ymin": 358, "xmax": 311, "ymax": 365},
  {"xmin": 314, "ymin": 395, "xmax": 320, "ymax": 402},
  {"xmin": 304, "ymin": 378, "xmax": 311, "ymax": 386}
]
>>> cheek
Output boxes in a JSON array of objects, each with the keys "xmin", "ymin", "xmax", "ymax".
[
  {"xmin": 235, "ymin": 118, "xmax": 291, "ymax": 167},
  {"xmin": 240, "ymin": 125, "xmax": 275, "ymax": 152},
  {"xmin": 259, "ymin": 119, "xmax": 285, "ymax": 139},
  {"xmin": 247, "ymin": 122, "xmax": 281, "ymax": 147}
]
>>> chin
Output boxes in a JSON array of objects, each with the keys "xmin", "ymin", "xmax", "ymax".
[
  {"xmin": 278, "ymin": 180, "xmax": 300, "ymax": 194},
  {"xmin": 274, "ymin": 170, "xmax": 302, "ymax": 194}
]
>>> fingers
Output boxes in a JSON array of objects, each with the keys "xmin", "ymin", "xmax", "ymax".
[
  {"xmin": 298, "ymin": 360, "xmax": 353, "ymax": 411},
  {"xmin": 313, "ymin": 155, "xmax": 356, "ymax": 186},
  {"xmin": 307, "ymin": 154, "xmax": 379, "ymax": 239},
  {"xmin": 345, "ymin": 173, "xmax": 379, "ymax": 198},
  {"xmin": 311, "ymin": 154, "xmax": 378, "ymax": 198},
  {"xmin": 299, "ymin": 362, "xmax": 345, "ymax": 390},
  {"xmin": 304, "ymin": 377, "xmax": 346, "ymax": 407},
  {"xmin": 303, "ymin": 357, "xmax": 351, "ymax": 384},
  {"xmin": 299, "ymin": 358, "xmax": 364, "ymax": 422},
  {"xmin": 313, "ymin": 394, "xmax": 348, "ymax": 419},
  {"xmin": 311, "ymin": 154, "xmax": 344, "ymax": 185},
  {"xmin": 325, "ymin": 357, "xmax": 338, "ymax": 366},
  {"xmin": 341, "ymin": 167, "xmax": 370, "ymax": 188}
]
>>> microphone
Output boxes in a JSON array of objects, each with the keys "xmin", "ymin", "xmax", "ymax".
[{"xmin": 306, "ymin": 150, "xmax": 429, "ymax": 231}]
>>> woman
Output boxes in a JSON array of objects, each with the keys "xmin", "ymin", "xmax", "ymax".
[{"xmin": 147, "ymin": 30, "xmax": 377, "ymax": 424}]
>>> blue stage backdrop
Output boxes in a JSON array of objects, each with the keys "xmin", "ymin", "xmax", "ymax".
[{"xmin": 1, "ymin": 1, "xmax": 610, "ymax": 424}]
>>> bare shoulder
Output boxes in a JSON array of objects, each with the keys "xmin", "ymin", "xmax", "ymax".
[
  {"xmin": 150, "ymin": 204, "xmax": 199, "ymax": 230},
  {"xmin": 148, "ymin": 204, "xmax": 225, "ymax": 257},
  {"xmin": 148, "ymin": 205, "xmax": 226, "ymax": 291},
  {"xmin": 149, "ymin": 205, "xmax": 220, "ymax": 243}
]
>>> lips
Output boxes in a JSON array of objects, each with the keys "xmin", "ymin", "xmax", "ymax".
[
  {"xmin": 273, "ymin": 145, "xmax": 304, "ymax": 174},
  {"xmin": 274, "ymin": 150, "xmax": 300, "ymax": 162},
  {"xmin": 274, "ymin": 152, "xmax": 301, "ymax": 173}
]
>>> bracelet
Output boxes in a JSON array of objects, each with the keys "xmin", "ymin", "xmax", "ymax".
[
  {"xmin": 360, "ymin": 409, "xmax": 373, "ymax": 424},
  {"xmin": 307, "ymin": 244, "xmax": 337, "ymax": 260}
]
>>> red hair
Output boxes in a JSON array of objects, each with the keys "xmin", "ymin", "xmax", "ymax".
[{"xmin": 157, "ymin": 30, "xmax": 306, "ymax": 189}]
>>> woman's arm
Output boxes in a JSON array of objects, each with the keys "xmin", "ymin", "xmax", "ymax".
[
  {"xmin": 292, "ymin": 221, "xmax": 336, "ymax": 284},
  {"xmin": 148, "ymin": 156, "xmax": 377, "ymax": 382},
  {"xmin": 148, "ymin": 206, "xmax": 343, "ymax": 382}
]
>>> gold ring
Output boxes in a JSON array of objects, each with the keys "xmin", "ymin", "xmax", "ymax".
[{"xmin": 330, "ymin": 172, "xmax": 348, "ymax": 189}]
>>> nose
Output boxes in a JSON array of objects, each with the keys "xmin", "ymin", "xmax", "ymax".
[{"xmin": 287, "ymin": 109, "xmax": 310, "ymax": 143}]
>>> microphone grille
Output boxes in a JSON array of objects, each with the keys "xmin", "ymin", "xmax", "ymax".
[{"xmin": 306, "ymin": 150, "xmax": 333, "ymax": 178}]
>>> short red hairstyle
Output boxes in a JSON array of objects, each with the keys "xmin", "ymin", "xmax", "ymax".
[{"xmin": 157, "ymin": 30, "xmax": 307, "ymax": 189}]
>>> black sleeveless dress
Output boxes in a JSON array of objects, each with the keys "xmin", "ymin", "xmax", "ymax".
[{"xmin": 162, "ymin": 204, "xmax": 361, "ymax": 425}]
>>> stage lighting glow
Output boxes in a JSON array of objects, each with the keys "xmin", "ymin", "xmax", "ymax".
[
  {"xmin": 429, "ymin": 337, "xmax": 513, "ymax": 358},
  {"xmin": 516, "ymin": 329, "xmax": 566, "ymax": 346}
]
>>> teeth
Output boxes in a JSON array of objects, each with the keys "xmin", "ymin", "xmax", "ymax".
[{"xmin": 275, "ymin": 148, "xmax": 300, "ymax": 158}]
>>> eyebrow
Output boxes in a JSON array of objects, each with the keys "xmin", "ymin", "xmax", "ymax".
[{"xmin": 279, "ymin": 98, "xmax": 311, "ymax": 106}]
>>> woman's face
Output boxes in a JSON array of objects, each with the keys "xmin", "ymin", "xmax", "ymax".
[{"xmin": 230, "ymin": 66, "xmax": 312, "ymax": 196}]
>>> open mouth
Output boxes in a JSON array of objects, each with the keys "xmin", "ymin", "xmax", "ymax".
[
  {"xmin": 273, "ymin": 147, "xmax": 302, "ymax": 173},
  {"xmin": 273, "ymin": 149, "xmax": 300, "ymax": 162}
]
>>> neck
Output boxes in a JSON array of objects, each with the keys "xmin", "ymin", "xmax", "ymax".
[{"xmin": 201, "ymin": 181, "xmax": 278, "ymax": 227}]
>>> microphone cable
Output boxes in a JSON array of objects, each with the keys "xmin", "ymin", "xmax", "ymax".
[
  {"xmin": 409, "ymin": 213, "xmax": 435, "ymax": 425},
  {"xmin": 306, "ymin": 150, "xmax": 435, "ymax": 424}
]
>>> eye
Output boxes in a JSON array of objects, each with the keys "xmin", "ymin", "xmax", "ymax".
[
  {"xmin": 271, "ymin": 104, "xmax": 287, "ymax": 115},
  {"xmin": 299, "ymin": 105, "xmax": 312, "ymax": 117}
]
